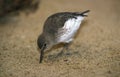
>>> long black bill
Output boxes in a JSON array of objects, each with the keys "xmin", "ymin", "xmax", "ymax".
[
  {"xmin": 39, "ymin": 44, "xmax": 46, "ymax": 63},
  {"xmin": 80, "ymin": 10, "xmax": 90, "ymax": 17}
]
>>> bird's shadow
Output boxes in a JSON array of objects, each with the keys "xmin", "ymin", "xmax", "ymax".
[{"xmin": 45, "ymin": 50, "xmax": 81, "ymax": 62}]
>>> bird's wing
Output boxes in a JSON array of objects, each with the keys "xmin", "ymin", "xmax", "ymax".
[{"xmin": 43, "ymin": 13, "xmax": 77, "ymax": 35}]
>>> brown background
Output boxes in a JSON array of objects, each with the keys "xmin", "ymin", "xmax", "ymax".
[{"xmin": 0, "ymin": 0, "xmax": 120, "ymax": 77}]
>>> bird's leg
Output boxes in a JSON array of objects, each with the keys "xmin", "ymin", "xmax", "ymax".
[
  {"xmin": 63, "ymin": 43, "xmax": 72, "ymax": 55},
  {"xmin": 57, "ymin": 43, "xmax": 71, "ymax": 56},
  {"xmin": 63, "ymin": 43, "xmax": 70, "ymax": 51}
]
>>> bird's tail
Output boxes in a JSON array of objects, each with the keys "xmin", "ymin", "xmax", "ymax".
[{"xmin": 73, "ymin": 10, "xmax": 90, "ymax": 17}]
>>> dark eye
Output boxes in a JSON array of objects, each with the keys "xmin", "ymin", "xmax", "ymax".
[
  {"xmin": 44, "ymin": 43, "xmax": 46, "ymax": 47},
  {"xmin": 43, "ymin": 43, "xmax": 47, "ymax": 49}
]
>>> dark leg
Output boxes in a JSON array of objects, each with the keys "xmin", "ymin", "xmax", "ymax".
[
  {"xmin": 57, "ymin": 43, "xmax": 71, "ymax": 56},
  {"xmin": 62, "ymin": 43, "xmax": 70, "ymax": 52}
]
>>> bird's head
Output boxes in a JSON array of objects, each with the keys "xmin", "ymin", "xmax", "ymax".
[
  {"xmin": 37, "ymin": 35, "xmax": 46, "ymax": 49},
  {"xmin": 37, "ymin": 34, "xmax": 48, "ymax": 63}
]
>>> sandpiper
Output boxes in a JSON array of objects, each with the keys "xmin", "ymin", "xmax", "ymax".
[{"xmin": 37, "ymin": 10, "xmax": 90, "ymax": 63}]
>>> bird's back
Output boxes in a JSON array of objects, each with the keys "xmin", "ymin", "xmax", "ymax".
[
  {"xmin": 43, "ymin": 10, "xmax": 90, "ymax": 33},
  {"xmin": 43, "ymin": 12, "xmax": 76, "ymax": 32}
]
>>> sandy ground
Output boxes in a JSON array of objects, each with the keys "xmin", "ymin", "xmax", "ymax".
[{"xmin": 0, "ymin": 0, "xmax": 120, "ymax": 77}]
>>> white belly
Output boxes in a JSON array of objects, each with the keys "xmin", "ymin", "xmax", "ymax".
[{"xmin": 57, "ymin": 16, "xmax": 84, "ymax": 43}]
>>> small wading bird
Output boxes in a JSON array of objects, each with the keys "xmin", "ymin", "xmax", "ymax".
[{"xmin": 37, "ymin": 10, "xmax": 90, "ymax": 63}]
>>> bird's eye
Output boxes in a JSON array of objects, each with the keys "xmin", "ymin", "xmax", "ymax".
[
  {"xmin": 43, "ymin": 43, "xmax": 47, "ymax": 49},
  {"xmin": 44, "ymin": 43, "xmax": 46, "ymax": 47}
]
